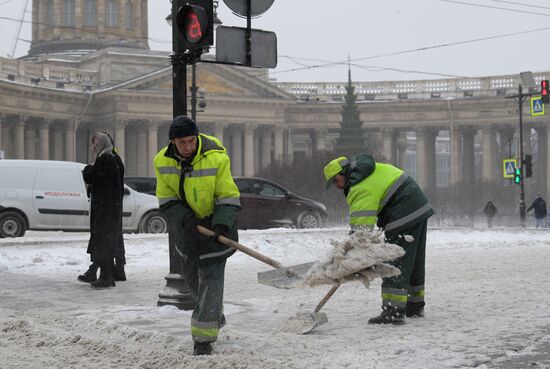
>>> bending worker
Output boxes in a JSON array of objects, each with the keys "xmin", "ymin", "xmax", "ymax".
[
  {"xmin": 154, "ymin": 115, "xmax": 241, "ymax": 355},
  {"xmin": 324, "ymin": 153, "xmax": 434, "ymax": 325}
]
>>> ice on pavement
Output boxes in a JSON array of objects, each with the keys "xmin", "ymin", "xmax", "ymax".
[{"xmin": 304, "ymin": 230, "xmax": 404, "ymax": 286}]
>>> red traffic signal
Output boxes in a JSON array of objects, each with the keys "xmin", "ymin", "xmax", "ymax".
[
  {"xmin": 541, "ymin": 80, "xmax": 549, "ymax": 104},
  {"xmin": 175, "ymin": 1, "xmax": 213, "ymax": 51}
]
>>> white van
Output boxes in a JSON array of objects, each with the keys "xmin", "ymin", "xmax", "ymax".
[{"xmin": 0, "ymin": 160, "xmax": 167, "ymax": 238}]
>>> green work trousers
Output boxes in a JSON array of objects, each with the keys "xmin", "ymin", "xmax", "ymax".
[{"xmin": 181, "ymin": 260, "xmax": 226, "ymax": 343}]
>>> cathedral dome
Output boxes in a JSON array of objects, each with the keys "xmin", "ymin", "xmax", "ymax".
[{"xmin": 29, "ymin": 0, "xmax": 149, "ymax": 56}]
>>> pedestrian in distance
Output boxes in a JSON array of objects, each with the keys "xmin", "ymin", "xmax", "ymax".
[
  {"xmin": 324, "ymin": 153, "xmax": 434, "ymax": 325},
  {"xmin": 483, "ymin": 201, "xmax": 497, "ymax": 228},
  {"xmin": 77, "ymin": 131, "xmax": 125, "ymax": 288},
  {"xmin": 527, "ymin": 193, "xmax": 547, "ymax": 229},
  {"xmin": 154, "ymin": 115, "xmax": 241, "ymax": 356}
]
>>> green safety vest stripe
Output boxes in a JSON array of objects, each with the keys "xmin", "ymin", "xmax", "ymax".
[
  {"xmin": 215, "ymin": 197, "xmax": 241, "ymax": 206},
  {"xmin": 158, "ymin": 167, "xmax": 179, "ymax": 175},
  {"xmin": 199, "ymin": 247, "xmax": 235, "ymax": 260},
  {"xmin": 408, "ymin": 284, "xmax": 424, "ymax": 293},
  {"xmin": 191, "ymin": 326, "xmax": 219, "ymax": 339},
  {"xmin": 384, "ymin": 203, "xmax": 433, "ymax": 232},
  {"xmin": 379, "ymin": 173, "xmax": 409, "ymax": 209}
]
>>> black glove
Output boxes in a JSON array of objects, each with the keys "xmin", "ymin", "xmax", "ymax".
[{"xmin": 212, "ymin": 224, "xmax": 229, "ymax": 242}]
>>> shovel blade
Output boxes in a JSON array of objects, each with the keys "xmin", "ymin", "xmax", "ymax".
[
  {"xmin": 257, "ymin": 262, "xmax": 316, "ymax": 289},
  {"xmin": 284, "ymin": 312, "xmax": 328, "ymax": 334}
]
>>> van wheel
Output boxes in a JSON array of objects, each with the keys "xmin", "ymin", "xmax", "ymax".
[
  {"xmin": 138, "ymin": 211, "xmax": 167, "ymax": 234},
  {"xmin": 0, "ymin": 211, "xmax": 26, "ymax": 238},
  {"xmin": 297, "ymin": 211, "xmax": 320, "ymax": 229}
]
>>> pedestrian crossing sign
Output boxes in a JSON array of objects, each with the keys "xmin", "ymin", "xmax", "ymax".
[
  {"xmin": 531, "ymin": 96, "xmax": 545, "ymax": 116},
  {"xmin": 503, "ymin": 159, "xmax": 517, "ymax": 178}
]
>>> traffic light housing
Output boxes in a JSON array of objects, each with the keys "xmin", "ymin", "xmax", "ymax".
[
  {"xmin": 524, "ymin": 154, "xmax": 533, "ymax": 178},
  {"xmin": 175, "ymin": 0, "xmax": 214, "ymax": 52},
  {"xmin": 514, "ymin": 167, "xmax": 522, "ymax": 184},
  {"xmin": 541, "ymin": 80, "xmax": 549, "ymax": 104}
]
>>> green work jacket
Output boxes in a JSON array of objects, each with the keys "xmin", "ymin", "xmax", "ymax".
[
  {"xmin": 344, "ymin": 153, "xmax": 434, "ymax": 235},
  {"xmin": 154, "ymin": 133, "xmax": 240, "ymax": 265}
]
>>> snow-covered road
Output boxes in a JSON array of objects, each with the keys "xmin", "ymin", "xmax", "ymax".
[{"xmin": 1, "ymin": 228, "xmax": 550, "ymax": 369}]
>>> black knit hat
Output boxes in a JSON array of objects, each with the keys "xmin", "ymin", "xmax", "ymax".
[{"xmin": 169, "ymin": 115, "xmax": 199, "ymax": 139}]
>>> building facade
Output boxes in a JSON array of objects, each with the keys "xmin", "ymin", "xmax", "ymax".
[{"xmin": 1, "ymin": 0, "xmax": 550, "ymax": 201}]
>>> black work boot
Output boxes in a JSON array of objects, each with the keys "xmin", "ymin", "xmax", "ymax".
[
  {"xmin": 368, "ymin": 306, "xmax": 405, "ymax": 325},
  {"xmin": 91, "ymin": 264, "xmax": 115, "ymax": 288},
  {"xmin": 114, "ymin": 263, "xmax": 126, "ymax": 282},
  {"xmin": 77, "ymin": 263, "xmax": 98, "ymax": 283},
  {"xmin": 406, "ymin": 302, "xmax": 425, "ymax": 318},
  {"xmin": 193, "ymin": 342, "xmax": 212, "ymax": 356}
]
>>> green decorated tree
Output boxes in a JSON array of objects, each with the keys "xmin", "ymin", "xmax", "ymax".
[{"xmin": 334, "ymin": 67, "xmax": 365, "ymax": 154}]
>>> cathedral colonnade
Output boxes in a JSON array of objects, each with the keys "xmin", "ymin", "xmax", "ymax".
[{"xmin": 0, "ymin": 114, "xmax": 291, "ymax": 177}]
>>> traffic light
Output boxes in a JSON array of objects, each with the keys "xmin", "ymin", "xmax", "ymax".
[
  {"xmin": 514, "ymin": 167, "xmax": 522, "ymax": 184},
  {"xmin": 524, "ymin": 154, "xmax": 533, "ymax": 178},
  {"xmin": 175, "ymin": 0, "xmax": 213, "ymax": 52},
  {"xmin": 541, "ymin": 80, "xmax": 549, "ymax": 104}
]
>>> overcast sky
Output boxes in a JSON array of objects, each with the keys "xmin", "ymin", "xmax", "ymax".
[{"xmin": 1, "ymin": 0, "xmax": 550, "ymax": 82}]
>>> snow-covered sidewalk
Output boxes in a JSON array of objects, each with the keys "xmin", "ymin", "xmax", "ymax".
[{"xmin": 1, "ymin": 228, "xmax": 550, "ymax": 368}]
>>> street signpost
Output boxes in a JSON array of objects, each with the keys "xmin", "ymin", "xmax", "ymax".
[{"xmin": 503, "ymin": 159, "xmax": 517, "ymax": 179}]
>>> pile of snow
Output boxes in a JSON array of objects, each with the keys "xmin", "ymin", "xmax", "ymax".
[{"xmin": 304, "ymin": 230, "xmax": 405, "ymax": 287}]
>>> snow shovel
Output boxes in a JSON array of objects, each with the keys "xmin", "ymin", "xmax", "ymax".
[
  {"xmin": 197, "ymin": 226, "xmax": 315, "ymax": 289},
  {"xmin": 285, "ymin": 283, "xmax": 341, "ymax": 334}
]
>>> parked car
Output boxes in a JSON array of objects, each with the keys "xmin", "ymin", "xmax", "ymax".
[
  {"xmin": 124, "ymin": 176, "xmax": 157, "ymax": 196},
  {"xmin": 0, "ymin": 160, "xmax": 167, "ymax": 238},
  {"xmin": 122, "ymin": 175, "xmax": 328, "ymax": 229},
  {"xmin": 234, "ymin": 177, "xmax": 327, "ymax": 229}
]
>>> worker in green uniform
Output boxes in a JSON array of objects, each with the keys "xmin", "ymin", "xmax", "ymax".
[
  {"xmin": 324, "ymin": 153, "xmax": 434, "ymax": 325},
  {"xmin": 154, "ymin": 115, "xmax": 240, "ymax": 355}
]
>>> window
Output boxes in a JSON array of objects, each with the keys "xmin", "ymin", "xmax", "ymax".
[
  {"xmin": 47, "ymin": 0, "xmax": 55, "ymax": 26},
  {"xmin": 125, "ymin": 1, "xmax": 134, "ymax": 30},
  {"xmin": 105, "ymin": 0, "xmax": 118, "ymax": 27},
  {"xmin": 83, "ymin": 0, "xmax": 97, "ymax": 27},
  {"xmin": 234, "ymin": 179, "xmax": 255, "ymax": 194},
  {"xmin": 63, "ymin": 0, "xmax": 75, "ymax": 27},
  {"xmin": 254, "ymin": 182, "xmax": 285, "ymax": 197}
]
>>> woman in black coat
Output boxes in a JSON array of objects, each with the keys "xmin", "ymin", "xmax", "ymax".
[{"xmin": 81, "ymin": 131, "xmax": 124, "ymax": 288}]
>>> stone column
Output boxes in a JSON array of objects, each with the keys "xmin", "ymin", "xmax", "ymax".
[
  {"xmin": 450, "ymin": 126, "xmax": 463, "ymax": 185},
  {"xmin": 74, "ymin": 0, "xmax": 83, "ymax": 38},
  {"xmin": 137, "ymin": 125, "xmax": 148, "ymax": 176},
  {"xmin": 38, "ymin": 119, "xmax": 50, "ymax": 160},
  {"xmin": 24, "ymin": 121, "xmax": 37, "ymax": 159},
  {"xmin": 52, "ymin": 122, "xmax": 64, "ymax": 161},
  {"xmin": 415, "ymin": 128, "xmax": 437, "ymax": 192},
  {"xmin": 243, "ymin": 124, "xmax": 255, "ymax": 176},
  {"xmin": 286, "ymin": 129, "xmax": 294, "ymax": 163},
  {"xmin": 214, "ymin": 123, "xmax": 225, "ymax": 145},
  {"xmin": 97, "ymin": 0, "xmax": 105, "ymax": 34},
  {"xmin": 64, "ymin": 121, "xmax": 76, "ymax": 161},
  {"xmin": 382, "ymin": 128, "xmax": 395, "ymax": 163},
  {"xmin": 462, "ymin": 128, "xmax": 476, "ymax": 187},
  {"xmin": 14, "ymin": 116, "xmax": 25, "ymax": 159},
  {"xmin": 230, "ymin": 127, "xmax": 243, "ymax": 176},
  {"xmin": 397, "ymin": 132, "xmax": 408, "ymax": 170},
  {"xmin": 114, "ymin": 122, "xmax": 126, "ymax": 164},
  {"xmin": 261, "ymin": 128, "xmax": 272, "ymax": 169},
  {"xmin": 53, "ymin": 0, "xmax": 62, "ymax": 38},
  {"xmin": 147, "ymin": 123, "xmax": 158, "ymax": 177},
  {"xmin": 482, "ymin": 125, "xmax": 497, "ymax": 182},
  {"xmin": 274, "ymin": 126, "xmax": 284, "ymax": 162},
  {"xmin": 314, "ymin": 129, "xmax": 327, "ymax": 153}
]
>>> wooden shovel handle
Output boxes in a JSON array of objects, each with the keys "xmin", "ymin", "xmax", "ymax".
[
  {"xmin": 197, "ymin": 225, "xmax": 284, "ymax": 269},
  {"xmin": 313, "ymin": 284, "xmax": 340, "ymax": 313}
]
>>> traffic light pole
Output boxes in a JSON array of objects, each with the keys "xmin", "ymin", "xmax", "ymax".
[
  {"xmin": 518, "ymin": 85, "xmax": 526, "ymax": 227},
  {"xmin": 157, "ymin": 0, "xmax": 203, "ymax": 310}
]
